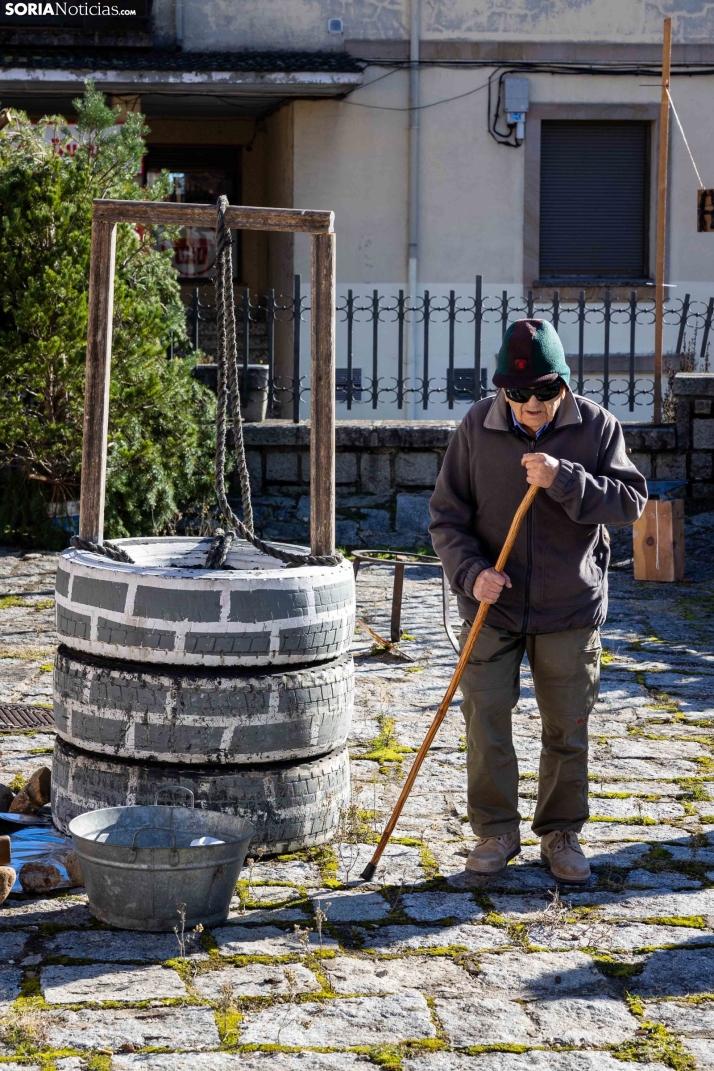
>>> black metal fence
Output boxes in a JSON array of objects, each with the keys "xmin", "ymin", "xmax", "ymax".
[{"xmin": 174, "ymin": 276, "xmax": 714, "ymax": 422}]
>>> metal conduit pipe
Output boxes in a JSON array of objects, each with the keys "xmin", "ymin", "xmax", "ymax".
[
  {"xmin": 407, "ymin": 0, "xmax": 420, "ymax": 419},
  {"xmin": 175, "ymin": 0, "xmax": 183, "ymax": 46}
]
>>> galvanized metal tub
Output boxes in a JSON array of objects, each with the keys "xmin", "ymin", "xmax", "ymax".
[{"xmin": 69, "ymin": 791, "xmax": 254, "ymax": 931}]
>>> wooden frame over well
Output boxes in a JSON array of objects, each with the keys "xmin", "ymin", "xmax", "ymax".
[{"xmin": 80, "ymin": 199, "xmax": 337, "ymax": 557}]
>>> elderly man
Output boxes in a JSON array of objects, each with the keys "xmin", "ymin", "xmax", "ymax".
[{"xmin": 429, "ymin": 319, "xmax": 646, "ymax": 883}]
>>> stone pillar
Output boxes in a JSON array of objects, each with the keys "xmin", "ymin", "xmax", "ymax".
[{"xmin": 673, "ymin": 373, "xmax": 714, "ymax": 497}]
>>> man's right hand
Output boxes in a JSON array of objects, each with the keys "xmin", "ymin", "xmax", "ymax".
[{"xmin": 473, "ymin": 567, "xmax": 512, "ymax": 605}]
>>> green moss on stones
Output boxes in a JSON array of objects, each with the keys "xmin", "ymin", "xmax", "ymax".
[
  {"xmin": 589, "ymin": 815, "xmax": 657, "ymax": 826},
  {"xmin": 593, "ymin": 957, "xmax": 644, "ymax": 979},
  {"xmin": 419, "ymin": 844, "xmax": 440, "ymax": 881},
  {"xmin": 611, "ymin": 1022, "xmax": 696, "ymax": 1070},
  {"xmin": 362, "ymin": 716, "xmax": 414, "ymax": 772},
  {"xmin": 641, "ymin": 916, "xmax": 707, "ymax": 929},
  {"xmin": 625, "ymin": 992, "xmax": 646, "ymax": 1017},
  {"xmin": 466, "ymin": 1044, "xmax": 536, "ymax": 1055},
  {"xmin": 0, "ymin": 595, "xmax": 29, "ymax": 610},
  {"xmin": 83, "ymin": 1056, "xmax": 112, "ymax": 1071},
  {"xmin": 367, "ymin": 1047, "xmax": 402, "ymax": 1069}
]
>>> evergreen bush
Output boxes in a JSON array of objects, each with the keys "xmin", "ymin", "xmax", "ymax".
[{"xmin": 0, "ymin": 82, "xmax": 214, "ymax": 546}]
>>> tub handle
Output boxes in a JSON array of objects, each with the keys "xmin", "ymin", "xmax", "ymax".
[
  {"xmin": 128, "ymin": 826, "xmax": 179, "ymax": 866},
  {"xmin": 154, "ymin": 786, "xmax": 195, "ymax": 809}
]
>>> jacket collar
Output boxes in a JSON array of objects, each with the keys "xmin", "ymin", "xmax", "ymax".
[{"xmin": 483, "ymin": 388, "xmax": 583, "ymax": 433}]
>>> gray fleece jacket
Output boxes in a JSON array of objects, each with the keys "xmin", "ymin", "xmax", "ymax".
[{"xmin": 428, "ymin": 390, "xmax": 647, "ymax": 633}]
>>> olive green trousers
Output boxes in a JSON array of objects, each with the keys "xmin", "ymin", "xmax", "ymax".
[{"xmin": 459, "ymin": 622, "xmax": 601, "ymax": 838}]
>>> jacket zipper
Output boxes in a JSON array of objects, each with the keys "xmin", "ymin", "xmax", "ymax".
[{"xmin": 521, "ymin": 440, "xmax": 536, "ymax": 632}]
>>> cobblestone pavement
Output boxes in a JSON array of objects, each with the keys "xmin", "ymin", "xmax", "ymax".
[{"xmin": 0, "ymin": 517, "xmax": 714, "ymax": 1070}]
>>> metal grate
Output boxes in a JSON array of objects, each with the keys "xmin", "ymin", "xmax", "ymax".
[{"xmin": 0, "ymin": 705, "xmax": 55, "ymax": 732}]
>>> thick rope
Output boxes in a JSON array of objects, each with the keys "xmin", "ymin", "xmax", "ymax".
[
  {"xmin": 70, "ymin": 536, "xmax": 134, "ymax": 564},
  {"xmin": 211, "ymin": 196, "xmax": 342, "ymax": 568},
  {"xmin": 204, "ymin": 527, "xmax": 234, "ymax": 569}
]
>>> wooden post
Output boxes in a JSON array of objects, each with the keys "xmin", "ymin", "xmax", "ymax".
[
  {"xmin": 654, "ymin": 16, "xmax": 672, "ymax": 425},
  {"xmin": 79, "ymin": 219, "xmax": 117, "ymax": 543},
  {"xmin": 310, "ymin": 232, "xmax": 337, "ymax": 557}
]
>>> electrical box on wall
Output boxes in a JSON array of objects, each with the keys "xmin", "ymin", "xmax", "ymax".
[{"xmin": 504, "ymin": 77, "xmax": 530, "ymax": 140}]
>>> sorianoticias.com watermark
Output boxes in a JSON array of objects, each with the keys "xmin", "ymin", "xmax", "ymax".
[{"xmin": 4, "ymin": 3, "xmax": 138, "ymax": 14}]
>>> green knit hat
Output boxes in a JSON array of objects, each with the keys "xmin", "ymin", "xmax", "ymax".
[{"xmin": 492, "ymin": 318, "xmax": 570, "ymax": 389}]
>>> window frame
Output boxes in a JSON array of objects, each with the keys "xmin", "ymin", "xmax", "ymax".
[{"xmin": 523, "ymin": 103, "xmax": 660, "ymax": 290}]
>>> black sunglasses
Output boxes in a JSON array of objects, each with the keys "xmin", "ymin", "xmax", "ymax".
[{"xmin": 504, "ymin": 382, "xmax": 563, "ymax": 403}]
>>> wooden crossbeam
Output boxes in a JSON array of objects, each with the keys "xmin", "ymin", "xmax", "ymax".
[{"xmin": 92, "ymin": 199, "xmax": 334, "ymax": 233}]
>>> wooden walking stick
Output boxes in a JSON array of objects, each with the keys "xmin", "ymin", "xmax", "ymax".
[{"xmin": 360, "ymin": 483, "xmax": 539, "ymax": 881}]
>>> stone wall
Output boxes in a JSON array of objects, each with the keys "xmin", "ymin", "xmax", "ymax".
[
  {"xmin": 242, "ymin": 421, "xmax": 450, "ymax": 550},
  {"xmin": 674, "ymin": 372, "xmax": 714, "ymax": 499},
  {"xmin": 239, "ymin": 373, "xmax": 714, "ymax": 549}
]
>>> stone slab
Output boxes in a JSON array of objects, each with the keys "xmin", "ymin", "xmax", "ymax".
[
  {"xmin": 596, "ymin": 889, "xmax": 714, "ymax": 919},
  {"xmin": 114, "ymin": 1054, "xmax": 369, "ymax": 1070},
  {"xmin": 334, "ymin": 842, "xmax": 425, "ymax": 884},
  {"xmin": 226, "ymin": 904, "xmax": 309, "ymax": 924},
  {"xmin": 311, "ymin": 889, "xmax": 391, "ymax": 922},
  {"xmin": 44, "ymin": 930, "xmax": 193, "ymax": 963},
  {"xmin": 0, "ymin": 968, "xmax": 22, "ymax": 1006},
  {"xmin": 471, "ymin": 952, "xmax": 609, "ymax": 996},
  {"xmin": 625, "ymin": 868, "xmax": 701, "ymax": 889},
  {"xmin": 212, "ymin": 925, "xmax": 338, "ymax": 957},
  {"xmin": 581, "ymin": 823, "xmax": 689, "ymax": 842},
  {"xmin": 525, "ymin": 995, "xmax": 638, "ymax": 1044},
  {"xmin": 0, "ymin": 932, "xmax": 27, "ymax": 963},
  {"xmin": 239, "ymin": 993, "xmax": 435, "ymax": 1047},
  {"xmin": 402, "ymin": 1053, "xmax": 670, "ymax": 1070},
  {"xmin": 448, "ymin": 866, "xmax": 557, "ymax": 892},
  {"xmin": 242, "ymin": 860, "xmax": 321, "ymax": 886},
  {"xmin": 648, "ymin": 1000, "xmax": 714, "ymax": 1036},
  {"xmin": 41, "ymin": 964, "xmax": 186, "ymax": 1003},
  {"xmin": 327, "ymin": 954, "xmax": 471, "ymax": 996},
  {"xmin": 401, "ymin": 892, "xmax": 484, "ymax": 922},
  {"xmin": 0, "ymin": 896, "xmax": 93, "ymax": 929},
  {"xmin": 45, "ymin": 1006, "xmax": 220, "ymax": 1052},
  {"xmin": 527, "ymin": 920, "xmax": 714, "ymax": 951},
  {"xmin": 682, "ymin": 1039, "xmax": 714, "ymax": 1069},
  {"xmin": 635, "ymin": 947, "xmax": 714, "ymax": 996},
  {"xmin": 434, "ymin": 995, "xmax": 537, "ymax": 1046},
  {"xmin": 358, "ymin": 923, "xmax": 509, "ymax": 953},
  {"xmin": 241, "ymin": 885, "xmax": 302, "ymax": 904},
  {"xmin": 193, "ymin": 963, "xmax": 321, "ymax": 999}
]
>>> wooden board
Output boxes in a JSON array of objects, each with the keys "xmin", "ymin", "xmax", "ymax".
[
  {"xmin": 93, "ymin": 199, "xmax": 334, "ymax": 233},
  {"xmin": 633, "ymin": 499, "xmax": 685, "ymax": 582}
]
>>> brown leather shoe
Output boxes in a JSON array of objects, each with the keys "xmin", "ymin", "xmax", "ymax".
[
  {"xmin": 465, "ymin": 830, "xmax": 521, "ymax": 874},
  {"xmin": 540, "ymin": 830, "xmax": 591, "ymax": 884}
]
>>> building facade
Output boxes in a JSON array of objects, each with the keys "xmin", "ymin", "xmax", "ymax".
[{"xmin": 1, "ymin": 0, "xmax": 713, "ymax": 420}]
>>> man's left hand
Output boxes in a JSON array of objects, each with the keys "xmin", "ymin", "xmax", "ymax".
[{"xmin": 521, "ymin": 452, "xmax": 560, "ymax": 489}]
